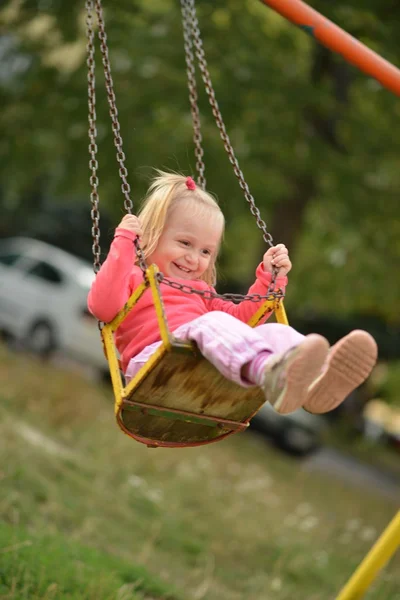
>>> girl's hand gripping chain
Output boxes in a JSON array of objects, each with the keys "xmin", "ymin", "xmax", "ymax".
[
  {"xmin": 263, "ymin": 244, "xmax": 292, "ymax": 277},
  {"xmin": 118, "ymin": 214, "xmax": 143, "ymax": 238}
]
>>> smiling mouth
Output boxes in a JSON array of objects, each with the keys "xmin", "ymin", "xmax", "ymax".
[{"xmin": 174, "ymin": 263, "xmax": 192, "ymax": 274}]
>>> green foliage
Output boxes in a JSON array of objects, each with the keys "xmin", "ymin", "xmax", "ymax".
[{"xmin": 1, "ymin": 0, "xmax": 400, "ymax": 322}]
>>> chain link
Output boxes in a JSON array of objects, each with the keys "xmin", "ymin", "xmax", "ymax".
[
  {"xmin": 85, "ymin": 0, "xmax": 148, "ymax": 278},
  {"xmin": 180, "ymin": 0, "xmax": 206, "ymax": 189},
  {"xmin": 95, "ymin": 0, "xmax": 149, "ymax": 276},
  {"xmin": 86, "ymin": 0, "xmax": 102, "ymax": 274},
  {"xmin": 180, "ymin": 0, "xmax": 279, "ymax": 293},
  {"xmin": 86, "ymin": 0, "xmax": 282, "ymax": 300},
  {"xmin": 181, "ymin": 0, "xmax": 274, "ymax": 248},
  {"xmin": 157, "ymin": 273, "xmax": 283, "ymax": 302},
  {"xmin": 94, "ymin": 0, "xmax": 132, "ymax": 213}
]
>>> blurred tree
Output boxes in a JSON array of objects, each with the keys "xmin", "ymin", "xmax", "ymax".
[{"xmin": 0, "ymin": 0, "xmax": 399, "ymax": 325}]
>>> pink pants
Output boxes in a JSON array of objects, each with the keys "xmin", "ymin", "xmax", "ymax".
[{"xmin": 125, "ymin": 311, "xmax": 305, "ymax": 387}]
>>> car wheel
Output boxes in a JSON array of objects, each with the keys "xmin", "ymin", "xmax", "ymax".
[
  {"xmin": 99, "ymin": 367, "xmax": 111, "ymax": 385},
  {"xmin": 25, "ymin": 321, "xmax": 57, "ymax": 359}
]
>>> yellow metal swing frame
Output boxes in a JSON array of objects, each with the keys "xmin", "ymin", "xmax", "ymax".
[{"xmin": 102, "ymin": 264, "xmax": 288, "ymax": 448}]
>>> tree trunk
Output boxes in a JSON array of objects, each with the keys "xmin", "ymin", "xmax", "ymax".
[
  {"xmin": 265, "ymin": 45, "xmax": 353, "ymax": 252},
  {"xmin": 269, "ymin": 172, "xmax": 317, "ymax": 251}
]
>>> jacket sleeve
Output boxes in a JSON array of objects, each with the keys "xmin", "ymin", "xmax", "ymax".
[
  {"xmin": 87, "ymin": 228, "xmax": 143, "ymax": 323},
  {"xmin": 207, "ymin": 263, "xmax": 287, "ymax": 324}
]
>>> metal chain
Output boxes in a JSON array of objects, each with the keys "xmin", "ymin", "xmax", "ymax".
[
  {"xmin": 182, "ymin": 0, "xmax": 273, "ymax": 246},
  {"xmin": 181, "ymin": 0, "xmax": 279, "ymax": 293},
  {"xmin": 86, "ymin": 0, "xmax": 148, "ymax": 277},
  {"xmin": 85, "ymin": 0, "xmax": 102, "ymax": 274},
  {"xmin": 180, "ymin": 0, "xmax": 206, "ymax": 189},
  {"xmin": 86, "ymin": 0, "xmax": 282, "ymax": 301},
  {"xmin": 157, "ymin": 273, "xmax": 283, "ymax": 302},
  {"xmin": 94, "ymin": 0, "xmax": 132, "ymax": 213}
]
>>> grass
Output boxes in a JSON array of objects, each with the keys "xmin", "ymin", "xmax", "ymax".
[
  {"xmin": 0, "ymin": 522, "xmax": 179, "ymax": 599},
  {"xmin": 0, "ymin": 343, "xmax": 399, "ymax": 600}
]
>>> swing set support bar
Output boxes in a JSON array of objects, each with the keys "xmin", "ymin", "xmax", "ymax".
[
  {"xmin": 335, "ymin": 510, "xmax": 400, "ymax": 600},
  {"xmin": 259, "ymin": 0, "xmax": 400, "ymax": 97}
]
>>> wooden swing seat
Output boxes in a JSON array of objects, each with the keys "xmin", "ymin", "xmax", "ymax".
[
  {"xmin": 117, "ymin": 342, "xmax": 266, "ymax": 447},
  {"xmin": 101, "ymin": 265, "xmax": 287, "ymax": 448}
]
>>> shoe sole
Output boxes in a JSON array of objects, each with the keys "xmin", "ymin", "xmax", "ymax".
[
  {"xmin": 270, "ymin": 335, "xmax": 330, "ymax": 415},
  {"xmin": 303, "ymin": 330, "xmax": 378, "ymax": 414}
]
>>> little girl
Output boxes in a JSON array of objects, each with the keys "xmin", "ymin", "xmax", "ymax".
[{"xmin": 88, "ymin": 171, "xmax": 377, "ymax": 415}]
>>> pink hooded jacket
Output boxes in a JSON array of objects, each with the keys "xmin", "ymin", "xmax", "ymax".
[{"xmin": 88, "ymin": 228, "xmax": 288, "ymax": 373}]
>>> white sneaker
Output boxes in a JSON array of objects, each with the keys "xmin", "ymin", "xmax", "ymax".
[
  {"xmin": 303, "ymin": 330, "xmax": 378, "ymax": 414},
  {"xmin": 262, "ymin": 334, "xmax": 329, "ymax": 415}
]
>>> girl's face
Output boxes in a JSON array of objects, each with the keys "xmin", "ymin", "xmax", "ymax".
[{"xmin": 147, "ymin": 201, "xmax": 223, "ymax": 280}]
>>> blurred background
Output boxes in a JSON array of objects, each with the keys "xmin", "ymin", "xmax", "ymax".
[{"xmin": 0, "ymin": 1, "xmax": 399, "ymax": 599}]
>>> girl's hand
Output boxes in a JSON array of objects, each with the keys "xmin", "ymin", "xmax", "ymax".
[
  {"xmin": 263, "ymin": 243, "xmax": 292, "ymax": 277},
  {"xmin": 117, "ymin": 214, "xmax": 143, "ymax": 238}
]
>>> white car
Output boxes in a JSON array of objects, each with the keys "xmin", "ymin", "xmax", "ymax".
[{"xmin": 0, "ymin": 237, "xmax": 107, "ymax": 376}]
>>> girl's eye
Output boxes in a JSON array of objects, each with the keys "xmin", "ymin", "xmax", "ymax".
[
  {"xmin": 202, "ymin": 249, "xmax": 211, "ymax": 256},
  {"xmin": 179, "ymin": 240, "xmax": 190, "ymax": 246}
]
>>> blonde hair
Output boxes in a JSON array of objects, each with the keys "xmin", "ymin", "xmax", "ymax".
[{"xmin": 138, "ymin": 170, "xmax": 224, "ymax": 285}]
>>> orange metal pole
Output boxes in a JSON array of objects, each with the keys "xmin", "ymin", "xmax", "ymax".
[{"xmin": 259, "ymin": 0, "xmax": 400, "ymax": 97}]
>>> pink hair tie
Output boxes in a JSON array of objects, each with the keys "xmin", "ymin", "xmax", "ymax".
[{"xmin": 185, "ymin": 176, "xmax": 196, "ymax": 190}]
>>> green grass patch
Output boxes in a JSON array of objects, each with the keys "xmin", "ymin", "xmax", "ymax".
[
  {"xmin": 0, "ymin": 522, "xmax": 180, "ymax": 600},
  {"xmin": 0, "ymin": 345, "xmax": 399, "ymax": 600}
]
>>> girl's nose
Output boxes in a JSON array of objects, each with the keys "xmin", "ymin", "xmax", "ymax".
[{"xmin": 185, "ymin": 249, "xmax": 198, "ymax": 265}]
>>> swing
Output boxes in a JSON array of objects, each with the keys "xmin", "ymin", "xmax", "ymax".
[{"xmin": 85, "ymin": 0, "xmax": 288, "ymax": 448}]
